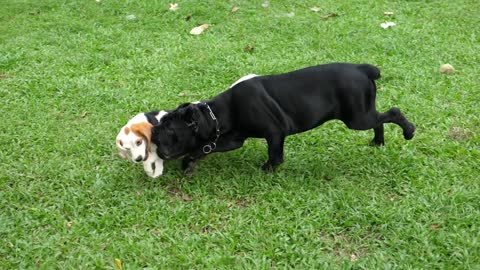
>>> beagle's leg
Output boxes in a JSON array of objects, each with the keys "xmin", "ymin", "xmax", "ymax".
[{"xmin": 143, "ymin": 151, "xmax": 164, "ymax": 178}]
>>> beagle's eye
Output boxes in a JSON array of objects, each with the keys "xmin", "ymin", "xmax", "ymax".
[{"xmin": 136, "ymin": 139, "xmax": 142, "ymax": 146}]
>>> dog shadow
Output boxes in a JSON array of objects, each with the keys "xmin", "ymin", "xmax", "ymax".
[{"xmin": 150, "ymin": 133, "xmax": 417, "ymax": 201}]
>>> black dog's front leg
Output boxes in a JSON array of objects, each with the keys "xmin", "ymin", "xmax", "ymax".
[
  {"xmin": 262, "ymin": 136, "xmax": 285, "ymax": 171},
  {"xmin": 182, "ymin": 135, "xmax": 246, "ymax": 174}
]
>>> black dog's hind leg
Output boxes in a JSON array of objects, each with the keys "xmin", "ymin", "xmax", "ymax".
[
  {"xmin": 347, "ymin": 107, "xmax": 415, "ymax": 145},
  {"xmin": 376, "ymin": 107, "xmax": 415, "ymax": 141},
  {"xmin": 182, "ymin": 136, "xmax": 246, "ymax": 174},
  {"xmin": 262, "ymin": 135, "xmax": 285, "ymax": 171}
]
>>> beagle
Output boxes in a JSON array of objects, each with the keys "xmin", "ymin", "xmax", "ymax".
[{"xmin": 116, "ymin": 111, "xmax": 168, "ymax": 178}]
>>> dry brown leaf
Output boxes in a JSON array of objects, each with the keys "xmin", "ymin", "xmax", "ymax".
[
  {"xmin": 114, "ymin": 258, "xmax": 123, "ymax": 270},
  {"xmin": 350, "ymin": 253, "xmax": 359, "ymax": 262},
  {"xmin": 244, "ymin": 45, "xmax": 254, "ymax": 52},
  {"xmin": 169, "ymin": 3, "xmax": 179, "ymax": 11},
  {"xmin": 190, "ymin": 24, "xmax": 209, "ymax": 35},
  {"xmin": 0, "ymin": 74, "xmax": 14, "ymax": 79},
  {"xmin": 380, "ymin": 21, "xmax": 396, "ymax": 29},
  {"xmin": 227, "ymin": 203, "xmax": 233, "ymax": 208},
  {"xmin": 231, "ymin": 6, "xmax": 239, "ymax": 13},
  {"xmin": 80, "ymin": 111, "xmax": 87, "ymax": 118},
  {"xmin": 440, "ymin": 64, "xmax": 455, "ymax": 75},
  {"xmin": 430, "ymin": 224, "xmax": 441, "ymax": 230},
  {"xmin": 66, "ymin": 221, "xmax": 73, "ymax": 229},
  {"xmin": 181, "ymin": 193, "xmax": 193, "ymax": 202},
  {"xmin": 321, "ymin": 13, "xmax": 338, "ymax": 19}
]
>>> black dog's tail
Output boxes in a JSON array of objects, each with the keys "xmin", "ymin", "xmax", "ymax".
[{"xmin": 356, "ymin": 64, "xmax": 381, "ymax": 80}]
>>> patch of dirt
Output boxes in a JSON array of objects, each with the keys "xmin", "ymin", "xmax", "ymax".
[
  {"xmin": 448, "ymin": 127, "xmax": 472, "ymax": 141},
  {"xmin": 165, "ymin": 185, "xmax": 192, "ymax": 202}
]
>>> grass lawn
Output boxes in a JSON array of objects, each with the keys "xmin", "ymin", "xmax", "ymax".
[{"xmin": 1, "ymin": 0, "xmax": 479, "ymax": 268}]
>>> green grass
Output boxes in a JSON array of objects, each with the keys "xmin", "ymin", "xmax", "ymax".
[{"xmin": 1, "ymin": 0, "xmax": 479, "ymax": 268}]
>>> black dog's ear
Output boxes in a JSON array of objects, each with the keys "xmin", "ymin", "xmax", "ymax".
[
  {"xmin": 177, "ymin": 102, "xmax": 191, "ymax": 109},
  {"xmin": 182, "ymin": 104, "xmax": 202, "ymax": 132}
]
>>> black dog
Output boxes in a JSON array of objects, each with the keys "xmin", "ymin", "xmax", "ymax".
[{"xmin": 152, "ymin": 63, "xmax": 415, "ymax": 172}]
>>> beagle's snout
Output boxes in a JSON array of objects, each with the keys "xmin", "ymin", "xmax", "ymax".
[{"xmin": 134, "ymin": 156, "xmax": 143, "ymax": 162}]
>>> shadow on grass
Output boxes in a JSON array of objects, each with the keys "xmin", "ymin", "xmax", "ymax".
[{"xmin": 138, "ymin": 136, "xmax": 418, "ymax": 202}]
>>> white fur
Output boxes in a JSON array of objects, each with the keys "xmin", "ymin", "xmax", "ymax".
[
  {"xmin": 229, "ymin": 74, "xmax": 259, "ymax": 88},
  {"xmin": 116, "ymin": 111, "xmax": 167, "ymax": 178}
]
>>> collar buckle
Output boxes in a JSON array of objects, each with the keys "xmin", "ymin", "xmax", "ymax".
[{"xmin": 202, "ymin": 103, "xmax": 220, "ymax": 155}]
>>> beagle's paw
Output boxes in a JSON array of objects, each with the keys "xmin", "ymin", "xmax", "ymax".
[{"xmin": 143, "ymin": 158, "xmax": 164, "ymax": 178}]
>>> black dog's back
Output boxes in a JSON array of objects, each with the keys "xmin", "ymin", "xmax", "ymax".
[{"xmin": 227, "ymin": 63, "xmax": 381, "ymax": 134}]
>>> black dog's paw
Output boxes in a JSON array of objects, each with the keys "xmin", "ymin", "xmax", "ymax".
[
  {"xmin": 261, "ymin": 160, "xmax": 282, "ymax": 171},
  {"xmin": 404, "ymin": 122, "xmax": 416, "ymax": 140},
  {"xmin": 182, "ymin": 157, "xmax": 196, "ymax": 175},
  {"xmin": 261, "ymin": 162, "xmax": 273, "ymax": 171},
  {"xmin": 369, "ymin": 139, "xmax": 385, "ymax": 146}
]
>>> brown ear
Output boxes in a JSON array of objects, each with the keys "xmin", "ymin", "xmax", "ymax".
[{"xmin": 131, "ymin": 122, "xmax": 153, "ymax": 151}]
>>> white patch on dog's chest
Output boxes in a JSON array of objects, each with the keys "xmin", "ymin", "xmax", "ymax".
[{"xmin": 229, "ymin": 74, "xmax": 259, "ymax": 88}]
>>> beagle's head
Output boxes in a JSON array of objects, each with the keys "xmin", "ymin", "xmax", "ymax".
[{"xmin": 116, "ymin": 113, "xmax": 153, "ymax": 163}]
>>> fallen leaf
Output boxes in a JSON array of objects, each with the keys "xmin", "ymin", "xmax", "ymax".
[
  {"xmin": 310, "ymin": 7, "xmax": 321, "ymax": 12},
  {"xmin": 126, "ymin": 14, "xmax": 136, "ymax": 20},
  {"xmin": 202, "ymin": 225, "xmax": 213, "ymax": 233},
  {"xmin": 102, "ymin": 245, "xmax": 107, "ymax": 250},
  {"xmin": 321, "ymin": 13, "xmax": 338, "ymax": 19},
  {"xmin": 181, "ymin": 194, "xmax": 193, "ymax": 202},
  {"xmin": 114, "ymin": 258, "xmax": 123, "ymax": 270},
  {"xmin": 440, "ymin": 64, "xmax": 455, "ymax": 75},
  {"xmin": 286, "ymin": 12, "xmax": 295, "ymax": 17},
  {"xmin": 350, "ymin": 253, "xmax": 358, "ymax": 262},
  {"xmin": 261, "ymin": 1, "xmax": 269, "ymax": 8},
  {"xmin": 231, "ymin": 6, "xmax": 239, "ymax": 13},
  {"xmin": 380, "ymin": 21, "xmax": 396, "ymax": 29},
  {"xmin": 0, "ymin": 74, "xmax": 14, "ymax": 79},
  {"xmin": 190, "ymin": 24, "xmax": 209, "ymax": 35},
  {"xmin": 80, "ymin": 111, "xmax": 87, "ymax": 118},
  {"xmin": 66, "ymin": 221, "xmax": 73, "ymax": 229},
  {"xmin": 243, "ymin": 45, "xmax": 254, "ymax": 52},
  {"xmin": 169, "ymin": 3, "xmax": 179, "ymax": 11},
  {"xmin": 430, "ymin": 224, "xmax": 441, "ymax": 230},
  {"xmin": 227, "ymin": 203, "xmax": 233, "ymax": 208},
  {"xmin": 384, "ymin": 11, "xmax": 394, "ymax": 16}
]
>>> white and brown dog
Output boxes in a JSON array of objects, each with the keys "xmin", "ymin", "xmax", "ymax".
[{"xmin": 116, "ymin": 111, "xmax": 167, "ymax": 178}]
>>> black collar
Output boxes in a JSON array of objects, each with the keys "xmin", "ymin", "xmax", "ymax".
[{"xmin": 202, "ymin": 103, "xmax": 220, "ymax": 154}]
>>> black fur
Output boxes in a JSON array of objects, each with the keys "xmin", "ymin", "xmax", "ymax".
[{"xmin": 152, "ymin": 63, "xmax": 415, "ymax": 172}]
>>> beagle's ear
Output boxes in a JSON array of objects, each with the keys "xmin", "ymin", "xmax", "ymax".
[{"xmin": 131, "ymin": 122, "xmax": 153, "ymax": 151}]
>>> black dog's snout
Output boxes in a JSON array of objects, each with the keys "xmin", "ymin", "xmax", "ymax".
[{"xmin": 134, "ymin": 156, "xmax": 143, "ymax": 162}]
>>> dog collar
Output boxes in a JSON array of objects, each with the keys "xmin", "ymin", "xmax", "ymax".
[{"xmin": 202, "ymin": 103, "xmax": 220, "ymax": 154}]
